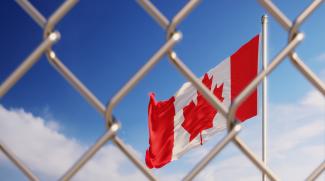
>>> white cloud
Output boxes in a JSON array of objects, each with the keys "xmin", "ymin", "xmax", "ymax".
[
  {"xmin": 315, "ymin": 53, "xmax": 325, "ymax": 62},
  {"xmin": 45, "ymin": 120, "xmax": 61, "ymax": 132},
  {"xmin": 195, "ymin": 154, "xmax": 260, "ymax": 181},
  {"xmin": 0, "ymin": 105, "xmax": 145, "ymax": 181},
  {"xmin": 301, "ymin": 90, "xmax": 325, "ymax": 108},
  {"xmin": 269, "ymin": 90, "xmax": 324, "ymax": 155},
  {"xmin": 74, "ymin": 146, "xmax": 145, "ymax": 181},
  {"xmin": 319, "ymin": 68, "xmax": 325, "ymax": 81},
  {"xmin": 271, "ymin": 120, "xmax": 324, "ymax": 154}
]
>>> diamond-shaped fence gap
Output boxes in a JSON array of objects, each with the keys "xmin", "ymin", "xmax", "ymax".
[
  {"xmin": 112, "ymin": 56, "xmax": 187, "ymax": 143},
  {"xmin": 193, "ymin": 144, "xmax": 262, "ymax": 181},
  {"xmin": 44, "ymin": 51, "xmax": 107, "ymax": 120},
  {"xmin": 103, "ymin": 47, "xmax": 173, "ymax": 103},
  {"xmin": 69, "ymin": 142, "xmax": 149, "ymax": 181},
  {"xmin": 104, "ymin": 32, "xmax": 182, "ymax": 124},
  {"xmin": 268, "ymin": 58, "xmax": 312, "ymax": 99},
  {"xmin": 267, "ymin": 87, "xmax": 325, "ymax": 180},
  {"xmin": 268, "ymin": 121, "xmax": 325, "ymax": 180}
]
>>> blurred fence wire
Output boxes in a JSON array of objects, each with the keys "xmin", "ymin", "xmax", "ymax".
[{"xmin": 0, "ymin": 0, "xmax": 324, "ymax": 180}]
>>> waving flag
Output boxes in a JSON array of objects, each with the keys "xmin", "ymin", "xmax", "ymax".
[{"xmin": 146, "ymin": 35, "xmax": 259, "ymax": 168}]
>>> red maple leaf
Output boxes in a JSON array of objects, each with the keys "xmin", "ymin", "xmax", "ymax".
[{"xmin": 182, "ymin": 73, "xmax": 224, "ymax": 144}]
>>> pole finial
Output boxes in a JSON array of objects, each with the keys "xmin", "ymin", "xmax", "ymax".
[{"xmin": 262, "ymin": 14, "xmax": 268, "ymax": 23}]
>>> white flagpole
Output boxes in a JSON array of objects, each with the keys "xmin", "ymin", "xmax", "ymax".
[{"xmin": 261, "ymin": 14, "xmax": 268, "ymax": 181}]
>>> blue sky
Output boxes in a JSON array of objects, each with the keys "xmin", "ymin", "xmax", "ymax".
[{"xmin": 0, "ymin": 0, "xmax": 324, "ymax": 180}]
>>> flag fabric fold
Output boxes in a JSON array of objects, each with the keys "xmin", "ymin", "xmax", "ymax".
[{"xmin": 146, "ymin": 35, "xmax": 260, "ymax": 168}]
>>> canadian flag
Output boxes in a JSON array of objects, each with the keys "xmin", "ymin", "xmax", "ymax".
[{"xmin": 146, "ymin": 35, "xmax": 259, "ymax": 168}]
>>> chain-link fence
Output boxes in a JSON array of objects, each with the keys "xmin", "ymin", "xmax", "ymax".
[{"xmin": 0, "ymin": 0, "xmax": 324, "ymax": 180}]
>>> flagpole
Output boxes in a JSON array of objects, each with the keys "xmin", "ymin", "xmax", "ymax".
[{"xmin": 261, "ymin": 14, "xmax": 268, "ymax": 181}]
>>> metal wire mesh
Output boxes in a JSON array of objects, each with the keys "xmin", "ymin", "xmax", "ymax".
[{"xmin": 0, "ymin": 0, "xmax": 324, "ymax": 180}]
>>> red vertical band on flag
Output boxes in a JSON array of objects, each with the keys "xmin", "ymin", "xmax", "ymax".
[
  {"xmin": 145, "ymin": 93, "xmax": 175, "ymax": 168},
  {"xmin": 230, "ymin": 35, "xmax": 259, "ymax": 122}
]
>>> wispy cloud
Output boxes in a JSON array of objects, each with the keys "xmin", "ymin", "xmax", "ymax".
[
  {"xmin": 315, "ymin": 53, "xmax": 325, "ymax": 62},
  {"xmin": 319, "ymin": 68, "xmax": 325, "ymax": 81},
  {"xmin": 0, "ymin": 105, "xmax": 146, "ymax": 181},
  {"xmin": 301, "ymin": 89, "xmax": 325, "ymax": 108}
]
